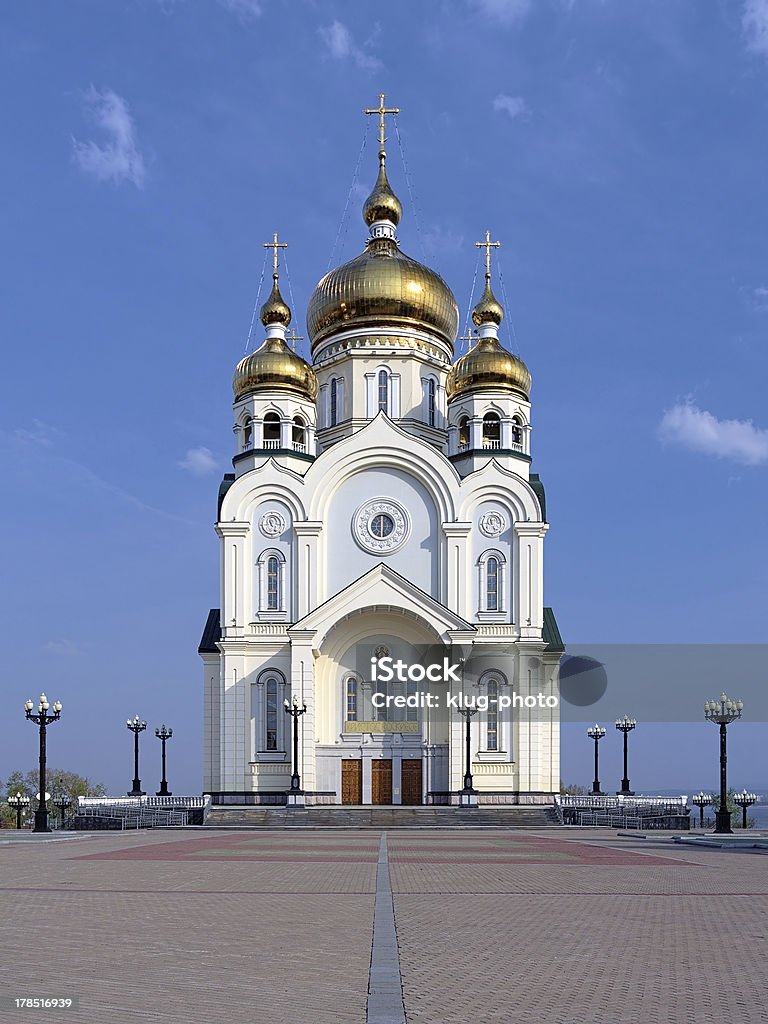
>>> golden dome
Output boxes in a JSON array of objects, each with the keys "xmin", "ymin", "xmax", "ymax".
[
  {"xmin": 472, "ymin": 277, "xmax": 504, "ymax": 327},
  {"xmin": 234, "ymin": 337, "xmax": 318, "ymax": 402},
  {"xmin": 363, "ymin": 154, "xmax": 402, "ymax": 228},
  {"xmin": 447, "ymin": 336, "xmax": 531, "ymax": 401},
  {"xmin": 260, "ymin": 274, "xmax": 291, "ymax": 328},
  {"xmin": 307, "ymin": 237, "xmax": 459, "ymax": 352}
]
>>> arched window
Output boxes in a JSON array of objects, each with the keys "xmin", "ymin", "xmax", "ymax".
[
  {"xmin": 478, "ymin": 549, "xmax": 506, "ymax": 615},
  {"xmin": 263, "ymin": 412, "xmax": 280, "ymax": 446},
  {"xmin": 511, "ymin": 415, "xmax": 523, "ymax": 446},
  {"xmin": 265, "ymin": 676, "xmax": 279, "ymax": 750},
  {"xmin": 458, "ymin": 416, "xmax": 470, "ymax": 449},
  {"xmin": 487, "ymin": 677, "xmax": 499, "ymax": 751},
  {"xmin": 486, "ymin": 556, "xmax": 499, "ymax": 610},
  {"xmin": 243, "ymin": 418, "xmax": 253, "ymax": 449},
  {"xmin": 427, "ymin": 378, "xmax": 436, "ymax": 428},
  {"xmin": 330, "ymin": 378, "xmax": 338, "ymax": 426},
  {"xmin": 346, "ymin": 675, "xmax": 358, "ymax": 722},
  {"xmin": 292, "ymin": 416, "xmax": 306, "ymax": 450},
  {"xmin": 378, "ymin": 369, "xmax": 389, "ymax": 414},
  {"xmin": 267, "ymin": 556, "xmax": 280, "ymax": 610},
  {"xmin": 483, "ymin": 412, "xmax": 501, "ymax": 448}
]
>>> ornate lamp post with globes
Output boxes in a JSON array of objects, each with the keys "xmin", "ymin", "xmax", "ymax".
[
  {"xmin": 8, "ymin": 792, "xmax": 30, "ymax": 830},
  {"xmin": 615, "ymin": 716, "xmax": 636, "ymax": 796},
  {"xmin": 24, "ymin": 693, "xmax": 62, "ymax": 833},
  {"xmin": 155, "ymin": 725, "xmax": 173, "ymax": 796},
  {"xmin": 691, "ymin": 791, "xmax": 712, "ymax": 830},
  {"xmin": 457, "ymin": 706, "xmax": 480, "ymax": 805},
  {"xmin": 53, "ymin": 795, "xmax": 72, "ymax": 828},
  {"xmin": 587, "ymin": 724, "xmax": 606, "ymax": 795},
  {"xmin": 283, "ymin": 697, "xmax": 307, "ymax": 798},
  {"xmin": 126, "ymin": 715, "xmax": 147, "ymax": 797},
  {"xmin": 733, "ymin": 790, "xmax": 756, "ymax": 830},
  {"xmin": 704, "ymin": 693, "xmax": 743, "ymax": 835}
]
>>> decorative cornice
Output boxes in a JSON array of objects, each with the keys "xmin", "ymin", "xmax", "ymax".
[{"xmin": 215, "ymin": 521, "xmax": 250, "ymax": 538}]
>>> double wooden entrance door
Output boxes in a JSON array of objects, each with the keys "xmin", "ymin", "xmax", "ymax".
[{"xmin": 342, "ymin": 758, "xmax": 423, "ymax": 805}]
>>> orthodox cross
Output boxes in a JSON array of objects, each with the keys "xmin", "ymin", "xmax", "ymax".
[
  {"xmin": 264, "ymin": 232, "xmax": 288, "ymax": 273},
  {"xmin": 287, "ymin": 329, "xmax": 304, "ymax": 351},
  {"xmin": 475, "ymin": 230, "xmax": 501, "ymax": 278},
  {"xmin": 364, "ymin": 93, "xmax": 400, "ymax": 149}
]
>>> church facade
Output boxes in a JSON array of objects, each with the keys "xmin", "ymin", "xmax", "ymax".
[{"xmin": 199, "ymin": 101, "xmax": 562, "ymax": 806}]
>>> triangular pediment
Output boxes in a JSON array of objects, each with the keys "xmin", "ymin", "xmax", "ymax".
[{"xmin": 289, "ymin": 563, "xmax": 475, "ymax": 645}]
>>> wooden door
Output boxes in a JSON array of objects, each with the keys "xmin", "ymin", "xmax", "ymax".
[
  {"xmin": 371, "ymin": 759, "xmax": 393, "ymax": 805},
  {"xmin": 401, "ymin": 759, "xmax": 423, "ymax": 806},
  {"xmin": 341, "ymin": 760, "xmax": 362, "ymax": 805}
]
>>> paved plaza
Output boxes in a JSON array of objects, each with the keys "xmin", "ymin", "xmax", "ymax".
[{"xmin": 2, "ymin": 827, "xmax": 768, "ymax": 1023}]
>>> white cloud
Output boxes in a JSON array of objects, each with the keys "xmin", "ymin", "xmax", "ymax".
[
  {"xmin": 743, "ymin": 0, "xmax": 768, "ymax": 55},
  {"xmin": 472, "ymin": 0, "xmax": 531, "ymax": 25},
  {"xmin": 218, "ymin": 0, "xmax": 261, "ymax": 19},
  {"xmin": 423, "ymin": 225, "xmax": 465, "ymax": 259},
  {"xmin": 178, "ymin": 446, "xmax": 218, "ymax": 475},
  {"xmin": 72, "ymin": 88, "xmax": 146, "ymax": 188},
  {"xmin": 318, "ymin": 20, "xmax": 382, "ymax": 71},
  {"xmin": 45, "ymin": 639, "xmax": 83, "ymax": 657},
  {"xmin": 493, "ymin": 94, "xmax": 528, "ymax": 120},
  {"xmin": 14, "ymin": 419, "xmax": 61, "ymax": 447},
  {"xmin": 658, "ymin": 401, "xmax": 768, "ymax": 465}
]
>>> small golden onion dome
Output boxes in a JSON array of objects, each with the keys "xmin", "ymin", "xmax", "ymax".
[
  {"xmin": 233, "ymin": 338, "xmax": 318, "ymax": 402},
  {"xmin": 260, "ymin": 274, "xmax": 292, "ymax": 328},
  {"xmin": 307, "ymin": 237, "xmax": 459, "ymax": 352},
  {"xmin": 472, "ymin": 277, "xmax": 504, "ymax": 327},
  {"xmin": 363, "ymin": 154, "xmax": 402, "ymax": 228},
  {"xmin": 446, "ymin": 337, "xmax": 531, "ymax": 401}
]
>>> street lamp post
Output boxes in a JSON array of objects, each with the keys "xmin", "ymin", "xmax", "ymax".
[
  {"xmin": 733, "ymin": 790, "xmax": 756, "ymax": 830},
  {"xmin": 615, "ymin": 716, "xmax": 636, "ymax": 796},
  {"xmin": 53, "ymin": 795, "xmax": 72, "ymax": 828},
  {"xmin": 24, "ymin": 693, "xmax": 62, "ymax": 833},
  {"xmin": 704, "ymin": 693, "xmax": 743, "ymax": 835},
  {"xmin": 283, "ymin": 697, "xmax": 307, "ymax": 793},
  {"xmin": 155, "ymin": 725, "xmax": 173, "ymax": 796},
  {"xmin": 691, "ymin": 791, "xmax": 712, "ymax": 830},
  {"xmin": 126, "ymin": 715, "xmax": 147, "ymax": 796},
  {"xmin": 587, "ymin": 725, "xmax": 606, "ymax": 795},
  {"xmin": 8, "ymin": 792, "xmax": 30, "ymax": 830},
  {"xmin": 457, "ymin": 706, "xmax": 479, "ymax": 795}
]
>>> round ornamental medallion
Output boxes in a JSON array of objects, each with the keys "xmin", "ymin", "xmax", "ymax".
[
  {"xmin": 353, "ymin": 499, "xmax": 410, "ymax": 554},
  {"xmin": 259, "ymin": 511, "xmax": 287, "ymax": 537},
  {"xmin": 479, "ymin": 511, "xmax": 506, "ymax": 538}
]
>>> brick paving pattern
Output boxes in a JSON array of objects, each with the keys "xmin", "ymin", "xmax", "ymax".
[{"xmin": 1, "ymin": 827, "xmax": 767, "ymax": 1023}]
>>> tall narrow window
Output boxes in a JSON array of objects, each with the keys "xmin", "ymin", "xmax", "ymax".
[
  {"xmin": 406, "ymin": 678, "xmax": 418, "ymax": 722},
  {"xmin": 486, "ymin": 556, "xmax": 499, "ymax": 611},
  {"xmin": 263, "ymin": 412, "xmax": 280, "ymax": 445},
  {"xmin": 267, "ymin": 556, "xmax": 280, "ymax": 610},
  {"xmin": 346, "ymin": 676, "xmax": 358, "ymax": 722},
  {"xmin": 483, "ymin": 412, "xmax": 501, "ymax": 447},
  {"xmin": 243, "ymin": 418, "xmax": 253, "ymax": 449},
  {"xmin": 487, "ymin": 678, "xmax": 499, "ymax": 751},
  {"xmin": 458, "ymin": 416, "xmax": 469, "ymax": 448},
  {"xmin": 266, "ymin": 677, "xmax": 278, "ymax": 750},
  {"xmin": 427, "ymin": 378, "xmax": 436, "ymax": 427},
  {"xmin": 511, "ymin": 416, "xmax": 523, "ymax": 445},
  {"xmin": 292, "ymin": 416, "xmax": 306, "ymax": 450},
  {"xmin": 378, "ymin": 369, "xmax": 389, "ymax": 414},
  {"xmin": 330, "ymin": 378, "xmax": 338, "ymax": 426}
]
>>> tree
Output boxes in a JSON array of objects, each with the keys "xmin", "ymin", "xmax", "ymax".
[
  {"xmin": 2, "ymin": 769, "xmax": 106, "ymax": 828},
  {"xmin": 560, "ymin": 781, "xmax": 589, "ymax": 796}
]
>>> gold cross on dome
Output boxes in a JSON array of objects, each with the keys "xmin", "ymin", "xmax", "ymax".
[
  {"xmin": 264, "ymin": 232, "xmax": 288, "ymax": 274},
  {"xmin": 287, "ymin": 329, "xmax": 304, "ymax": 351},
  {"xmin": 475, "ymin": 230, "xmax": 501, "ymax": 278},
  {"xmin": 364, "ymin": 93, "xmax": 400, "ymax": 149}
]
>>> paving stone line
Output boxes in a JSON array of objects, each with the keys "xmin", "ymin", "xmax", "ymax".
[{"xmin": 367, "ymin": 832, "xmax": 406, "ymax": 1024}]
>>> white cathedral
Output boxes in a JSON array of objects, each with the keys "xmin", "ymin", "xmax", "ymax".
[{"xmin": 199, "ymin": 100, "xmax": 562, "ymax": 807}]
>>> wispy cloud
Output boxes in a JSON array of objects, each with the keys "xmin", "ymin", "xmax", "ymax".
[
  {"xmin": 471, "ymin": 0, "xmax": 531, "ymax": 25},
  {"xmin": 493, "ymin": 94, "xmax": 528, "ymax": 120},
  {"xmin": 178, "ymin": 446, "xmax": 218, "ymax": 475},
  {"xmin": 218, "ymin": 0, "xmax": 262, "ymax": 19},
  {"xmin": 72, "ymin": 87, "xmax": 146, "ymax": 188},
  {"xmin": 14, "ymin": 419, "xmax": 62, "ymax": 447},
  {"xmin": 45, "ymin": 639, "xmax": 83, "ymax": 657},
  {"xmin": 743, "ymin": 0, "xmax": 768, "ymax": 56},
  {"xmin": 423, "ymin": 225, "xmax": 465, "ymax": 260},
  {"xmin": 318, "ymin": 20, "xmax": 382, "ymax": 71},
  {"xmin": 658, "ymin": 401, "xmax": 768, "ymax": 465}
]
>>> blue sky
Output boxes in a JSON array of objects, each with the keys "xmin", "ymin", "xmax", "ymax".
[{"xmin": 1, "ymin": 0, "xmax": 767, "ymax": 796}]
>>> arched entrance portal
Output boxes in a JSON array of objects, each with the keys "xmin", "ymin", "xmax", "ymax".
[{"xmin": 313, "ymin": 608, "xmax": 450, "ymax": 805}]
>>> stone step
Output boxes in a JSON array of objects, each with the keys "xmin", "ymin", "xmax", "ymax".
[{"xmin": 203, "ymin": 805, "xmax": 558, "ymax": 828}]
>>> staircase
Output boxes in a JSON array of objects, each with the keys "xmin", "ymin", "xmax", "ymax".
[{"xmin": 204, "ymin": 805, "xmax": 558, "ymax": 828}]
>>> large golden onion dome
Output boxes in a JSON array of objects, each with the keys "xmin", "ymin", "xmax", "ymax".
[
  {"xmin": 233, "ymin": 337, "xmax": 318, "ymax": 402},
  {"xmin": 307, "ymin": 149, "xmax": 458, "ymax": 353},
  {"xmin": 447, "ymin": 336, "xmax": 531, "ymax": 401}
]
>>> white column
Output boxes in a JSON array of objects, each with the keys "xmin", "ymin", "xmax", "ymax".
[
  {"xmin": 501, "ymin": 419, "xmax": 513, "ymax": 449},
  {"xmin": 306, "ymin": 424, "xmax": 316, "ymax": 456},
  {"xmin": 391, "ymin": 374, "xmax": 401, "ymax": 418},
  {"xmin": 441, "ymin": 523, "xmax": 472, "ymax": 618},
  {"xmin": 216, "ymin": 522, "xmax": 250, "ymax": 637},
  {"xmin": 365, "ymin": 374, "xmax": 375, "ymax": 418},
  {"xmin": 280, "ymin": 418, "xmax": 291, "ymax": 449},
  {"xmin": 469, "ymin": 416, "xmax": 482, "ymax": 450},
  {"xmin": 514, "ymin": 523, "xmax": 549, "ymax": 638},
  {"xmin": 318, "ymin": 384, "xmax": 328, "ymax": 427},
  {"xmin": 447, "ymin": 425, "xmax": 458, "ymax": 456},
  {"xmin": 289, "ymin": 632, "xmax": 317, "ymax": 792},
  {"xmin": 293, "ymin": 522, "xmax": 323, "ymax": 617}
]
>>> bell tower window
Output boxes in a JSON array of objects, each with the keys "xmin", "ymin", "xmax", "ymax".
[
  {"xmin": 483, "ymin": 412, "xmax": 501, "ymax": 448},
  {"xmin": 378, "ymin": 369, "xmax": 389, "ymax": 414},
  {"xmin": 263, "ymin": 412, "xmax": 280, "ymax": 447},
  {"xmin": 458, "ymin": 416, "xmax": 470, "ymax": 449},
  {"xmin": 427, "ymin": 378, "xmax": 436, "ymax": 427},
  {"xmin": 330, "ymin": 378, "xmax": 339, "ymax": 426},
  {"xmin": 292, "ymin": 416, "xmax": 306, "ymax": 451}
]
